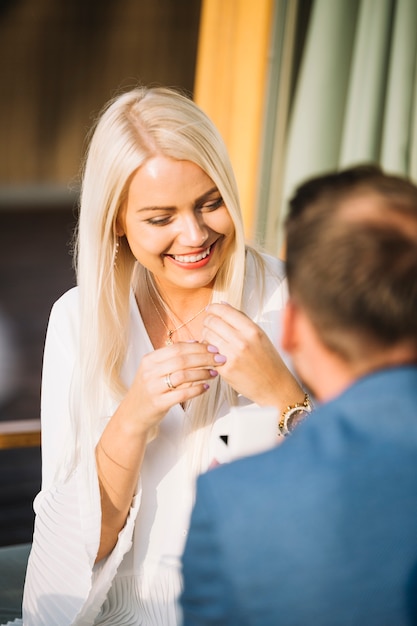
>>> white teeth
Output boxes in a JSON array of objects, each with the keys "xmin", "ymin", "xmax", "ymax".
[{"xmin": 172, "ymin": 246, "xmax": 211, "ymax": 263}]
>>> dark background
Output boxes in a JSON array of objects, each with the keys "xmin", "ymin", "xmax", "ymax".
[{"xmin": 0, "ymin": 206, "xmax": 77, "ymax": 545}]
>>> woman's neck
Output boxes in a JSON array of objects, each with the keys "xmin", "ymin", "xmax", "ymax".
[{"xmin": 136, "ymin": 273, "xmax": 212, "ymax": 349}]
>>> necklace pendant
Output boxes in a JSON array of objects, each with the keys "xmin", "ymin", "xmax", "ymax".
[{"xmin": 166, "ymin": 331, "xmax": 174, "ymax": 346}]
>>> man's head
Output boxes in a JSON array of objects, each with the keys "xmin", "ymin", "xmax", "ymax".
[{"xmin": 282, "ymin": 165, "xmax": 417, "ymax": 399}]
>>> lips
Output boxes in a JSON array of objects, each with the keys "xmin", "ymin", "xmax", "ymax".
[
  {"xmin": 165, "ymin": 243, "xmax": 215, "ymax": 269},
  {"xmin": 170, "ymin": 245, "xmax": 211, "ymax": 264}
]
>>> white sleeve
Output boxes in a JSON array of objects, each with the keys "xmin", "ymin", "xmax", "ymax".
[{"xmin": 21, "ymin": 290, "xmax": 142, "ymax": 625}]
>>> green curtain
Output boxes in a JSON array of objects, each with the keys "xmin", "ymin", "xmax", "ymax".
[{"xmin": 257, "ymin": 0, "xmax": 417, "ymax": 255}]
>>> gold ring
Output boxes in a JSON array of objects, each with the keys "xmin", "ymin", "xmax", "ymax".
[{"xmin": 165, "ymin": 373, "xmax": 175, "ymax": 390}]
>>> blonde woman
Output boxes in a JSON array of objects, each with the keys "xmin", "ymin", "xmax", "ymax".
[{"xmin": 18, "ymin": 87, "xmax": 305, "ymax": 625}]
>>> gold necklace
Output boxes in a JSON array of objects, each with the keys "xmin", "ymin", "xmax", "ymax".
[{"xmin": 146, "ymin": 277, "xmax": 208, "ymax": 346}]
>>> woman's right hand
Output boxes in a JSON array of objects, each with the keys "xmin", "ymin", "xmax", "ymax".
[
  {"xmin": 118, "ymin": 340, "xmax": 226, "ymax": 438},
  {"xmin": 95, "ymin": 340, "xmax": 226, "ymax": 561}
]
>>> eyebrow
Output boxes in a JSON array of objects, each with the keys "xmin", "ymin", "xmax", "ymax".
[{"xmin": 136, "ymin": 186, "xmax": 220, "ymax": 213}]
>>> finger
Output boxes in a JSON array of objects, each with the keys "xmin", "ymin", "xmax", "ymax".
[
  {"xmin": 162, "ymin": 381, "xmax": 211, "ymax": 405},
  {"xmin": 205, "ymin": 303, "xmax": 250, "ymax": 330},
  {"xmin": 163, "ymin": 367, "xmax": 218, "ymax": 392},
  {"xmin": 151, "ymin": 342, "xmax": 226, "ymax": 373},
  {"xmin": 204, "ymin": 306, "xmax": 266, "ymax": 352},
  {"xmin": 203, "ymin": 306, "xmax": 253, "ymax": 344},
  {"xmin": 201, "ymin": 328, "xmax": 228, "ymax": 356},
  {"xmin": 150, "ymin": 341, "xmax": 211, "ymax": 364},
  {"xmin": 202, "ymin": 315, "xmax": 240, "ymax": 349}
]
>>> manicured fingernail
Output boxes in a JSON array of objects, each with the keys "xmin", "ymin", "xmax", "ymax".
[
  {"xmin": 209, "ymin": 369, "xmax": 218, "ymax": 377},
  {"xmin": 214, "ymin": 354, "xmax": 227, "ymax": 364},
  {"xmin": 203, "ymin": 384, "xmax": 210, "ymax": 390},
  {"xmin": 207, "ymin": 344, "xmax": 219, "ymax": 353}
]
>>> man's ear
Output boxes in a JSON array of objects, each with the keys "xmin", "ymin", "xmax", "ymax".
[{"xmin": 281, "ymin": 299, "xmax": 298, "ymax": 354}]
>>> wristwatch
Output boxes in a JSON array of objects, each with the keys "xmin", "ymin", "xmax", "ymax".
[{"xmin": 278, "ymin": 393, "xmax": 312, "ymax": 437}]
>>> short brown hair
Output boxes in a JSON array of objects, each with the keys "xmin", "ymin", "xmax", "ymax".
[{"xmin": 285, "ymin": 165, "xmax": 417, "ymax": 361}]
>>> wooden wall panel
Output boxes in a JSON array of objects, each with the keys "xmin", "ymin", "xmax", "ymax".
[{"xmin": 0, "ymin": 0, "xmax": 201, "ymax": 189}]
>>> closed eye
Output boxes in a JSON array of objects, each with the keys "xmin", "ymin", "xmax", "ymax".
[
  {"xmin": 199, "ymin": 196, "xmax": 224, "ymax": 212},
  {"xmin": 146, "ymin": 215, "xmax": 173, "ymax": 226}
]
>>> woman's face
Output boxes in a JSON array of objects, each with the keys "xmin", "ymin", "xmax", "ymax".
[{"xmin": 117, "ymin": 155, "xmax": 235, "ymax": 291}]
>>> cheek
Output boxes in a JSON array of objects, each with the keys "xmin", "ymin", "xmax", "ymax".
[
  {"xmin": 125, "ymin": 217, "xmax": 166, "ymax": 249},
  {"xmin": 220, "ymin": 217, "xmax": 236, "ymax": 249},
  {"xmin": 206, "ymin": 210, "xmax": 235, "ymax": 237},
  {"xmin": 125, "ymin": 228, "xmax": 162, "ymax": 261}
]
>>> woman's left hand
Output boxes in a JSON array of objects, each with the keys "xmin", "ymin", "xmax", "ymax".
[{"xmin": 201, "ymin": 303, "xmax": 303, "ymax": 409}]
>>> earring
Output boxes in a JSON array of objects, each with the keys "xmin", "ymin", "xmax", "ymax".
[{"xmin": 114, "ymin": 239, "xmax": 120, "ymax": 267}]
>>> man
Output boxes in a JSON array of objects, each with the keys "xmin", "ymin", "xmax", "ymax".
[{"xmin": 180, "ymin": 165, "xmax": 417, "ymax": 625}]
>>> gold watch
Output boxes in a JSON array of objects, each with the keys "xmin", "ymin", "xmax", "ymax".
[{"xmin": 278, "ymin": 393, "xmax": 312, "ymax": 437}]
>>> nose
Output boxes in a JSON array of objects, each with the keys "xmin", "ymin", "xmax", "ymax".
[{"xmin": 177, "ymin": 213, "xmax": 209, "ymax": 247}]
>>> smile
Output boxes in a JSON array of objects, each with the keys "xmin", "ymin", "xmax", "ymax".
[{"xmin": 170, "ymin": 245, "xmax": 211, "ymax": 264}]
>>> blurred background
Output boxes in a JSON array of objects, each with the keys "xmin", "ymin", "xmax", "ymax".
[
  {"xmin": 1, "ymin": 0, "xmax": 416, "ymax": 546},
  {"xmin": 0, "ymin": 0, "xmax": 202, "ymax": 546}
]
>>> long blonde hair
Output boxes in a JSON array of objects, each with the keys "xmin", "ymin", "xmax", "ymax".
[{"xmin": 68, "ymin": 86, "xmax": 261, "ymax": 477}]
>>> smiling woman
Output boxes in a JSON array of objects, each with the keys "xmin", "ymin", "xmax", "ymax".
[
  {"xmin": 118, "ymin": 157, "xmax": 235, "ymax": 328},
  {"xmin": 18, "ymin": 86, "xmax": 306, "ymax": 626}
]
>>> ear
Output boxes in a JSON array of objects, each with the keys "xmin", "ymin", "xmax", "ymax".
[
  {"xmin": 115, "ymin": 217, "xmax": 125, "ymax": 237},
  {"xmin": 281, "ymin": 299, "xmax": 298, "ymax": 354}
]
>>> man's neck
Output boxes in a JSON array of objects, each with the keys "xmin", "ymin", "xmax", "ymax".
[{"xmin": 312, "ymin": 343, "xmax": 417, "ymax": 404}]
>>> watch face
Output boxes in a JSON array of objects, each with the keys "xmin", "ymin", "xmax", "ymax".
[
  {"xmin": 278, "ymin": 394, "xmax": 313, "ymax": 437},
  {"xmin": 285, "ymin": 408, "xmax": 310, "ymax": 434},
  {"xmin": 279, "ymin": 407, "xmax": 310, "ymax": 436}
]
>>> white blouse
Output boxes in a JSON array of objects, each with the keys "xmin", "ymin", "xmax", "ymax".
[{"xmin": 8, "ymin": 253, "xmax": 288, "ymax": 626}]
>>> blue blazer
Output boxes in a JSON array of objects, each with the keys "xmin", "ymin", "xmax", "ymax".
[{"xmin": 181, "ymin": 366, "xmax": 417, "ymax": 625}]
